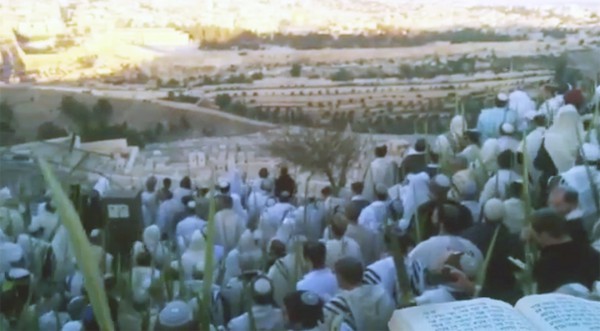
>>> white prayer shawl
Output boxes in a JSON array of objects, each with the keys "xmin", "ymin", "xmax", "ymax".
[
  {"xmin": 131, "ymin": 266, "xmax": 161, "ymax": 304},
  {"xmin": 141, "ymin": 191, "xmax": 158, "ymax": 227},
  {"xmin": 176, "ymin": 216, "xmax": 206, "ymax": 252},
  {"xmin": 408, "ymin": 235, "xmax": 484, "ymax": 274},
  {"xmin": 296, "ymin": 268, "xmax": 339, "ymax": 302},
  {"xmin": 143, "ymin": 225, "xmax": 169, "ymax": 268},
  {"xmin": 387, "ymin": 183, "xmax": 404, "ymax": 202},
  {"xmin": 518, "ymin": 127, "xmax": 546, "ymax": 184},
  {"xmin": 173, "ymin": 187, "xmax": 192, "ymax": 203},
  {"xmin": 538, "ymin": 95, "xmax": 565, "ymax": 124},
  {"xmin": 432, "ymin": 115, "xmax": 467, "ymax": 158},
  {"xmin": 509, "ymin": 90, "xmax": 536, "ymax": 132},
  {"xmin": 181, "ymin": 230, "xmax": 207, "ymax": 279},
  {"xmin": 222, "ymin": 231, "xmax": 263, "ymax": 285},
  {"xmin": 497, "ymin": 135, "xmax": 520, "ymax": 153},
  {"xmin": 230, "ymin": 193, "xmax": 248, "ymax": 224},
  {"xmin": 247, "ymin": 190, "xmax": 270, "ymax": 222},
  {"xmin": 363, "ymin": 157, "xmax": 396, "ymax": 201},
  {"xmin": 561, "ymin": 165, "xmax": 600, "ymax": 218},
  {"xmin": 156, "ymin": 198, "xmax": 185, "ymax": 236},
  {"xmin": 503, "ymin": 198, "xmax": 526, "ymax": 235},
  {"xmin": 479, "ymin": 169, "xmax": 522, "ymax": 204},
  {"xmin": 259, "ymin": 202, "xmax": 296, "ymax": 242},
  {"xmin": 325, "ymin": 236, "xmax": 363, "ymax": 269},
  {"xmin": 29, "ymin": 204, "xmax": 58, "ymax": 240},
  {"xmin": 51, "ymin": 226, "xmax": 75, "ymax": 280},
  {"xmin": 214, "ymin": 209, "xmax": 245, "ymax": 253},
  {"xmin": 17, "ymin": 234, "xmax": 51, "ymax": 269},
  {"xmin": 459, "ymin": 144, "xmax": 481, "ymax": 166},
  {"xmin": 358, "ymin": 201, "xmax": 388, "ymax": 234},
  {"xmin": 93, "ymin": 176, "xmax": 110, "ymax": 196},
  {"xmin": 401, "ymin": 172, "xmax": 431, "ymax": 225},
  {"xmin": 227, "ymin": 305, "xmax": 285, "ymax": 331},
  {"xmin": 329, "ymin": 285, "xmax": 395, "ymax": 331},
  {"xmin": 475, "ymin": 138, "xmax": 500, "ymax": 179},
  {"xmin": 461, "ymin": 200, "xmax": 481, "ymax": 223},
  {"xmin": 363, "ymin": 257, "xmax": 397, "ymax": 295},
  {"xmin": 228, "ymin": 168, "xmax": 244, "ymax": 198},
  {"xmin": 268, "ymin": 252, "xmax": 304, "ymax": 307},
  {"xmin": 294, "ymin": 204, "xmax": 325, "ymax": 242},
  {"xmin": 545, "ymin": 105, "xmax": 584, "ymax": 173}
]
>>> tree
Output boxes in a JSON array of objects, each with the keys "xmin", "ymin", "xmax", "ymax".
[
  {"xmin": 330, "ymin": 69, "xmax": 353, "ymax": 81},
  {"xmin": 215, "ymin": 94, "xmax": 232, "ymax": 109},
  {"xmin": 265, "ymin": 128, "xmax": 360, "ymax": 193},
  {"xmin": 290, "ymin": 63, "xmax": 302, "ymax": 77},
  {"xmin": 37, "ymin": 121, "xmax": 67, "ymax": 140},
  {"xmin": 92, "ymin": 98, "xmax": 113, "ymax": 124}
]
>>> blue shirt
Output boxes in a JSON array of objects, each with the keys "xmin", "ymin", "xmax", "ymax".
[{"xmin": 476, "ymin": 107, "xmax": 518, "ymax": 142}]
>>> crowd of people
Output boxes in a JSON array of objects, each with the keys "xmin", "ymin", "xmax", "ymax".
[{"xmin": 1, "ymin": 83, "xmax": 600, "ymax": 331}]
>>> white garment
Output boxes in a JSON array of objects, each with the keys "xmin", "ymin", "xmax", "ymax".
[
  {"xmin": 497, "ymin": 135, "xmax": 520, "ymax": 152},
  {"xmin": 260, "ymin": 202, "xmax": 296, "ymax": 242},
  {"xmin": 268, "ymin": 252, "xmax": 305, "ymax": 307},
  {"xmin": 227, "ymin": 305, "xmax": 285, "ymax": 331},
  {"xmin": 156, "ymin": 198, "xmax": 185, "ymax": 235},
  {"xmin": 176, "ymin": 215, "xmax": 206, "ymax": 252},
  {"xmin": 173, "ymin": 187, "xmax": 192, "ymax": 203},
  {"xmin": 538, "ymin": 95, "xmax": 565, "ymax": 124},
  {"xmin": 479, "ymin": 169, "xmax": 522, "ymax": 204},
  {"xmin": 401, "ymin": 172, "xmax": 431, "ymax": 225},
  {"xmin": 297, "ymin": 268, "xmax": 339, "ymax": 302},
  {"xmin": 459, "ymin": 144, "xmax": 481, "ymax": 165},
  {"xmin": 131, "ymin": 266, "xmax": 161, "ymax": 304},
  {"xmin": 503, "ymin": 198, "xmax": 526, "ymax": 235},
  {"xmin": 230, "ymin": 193, "xmax": 248, "ymax": 224},
  {"xmin": 518, "ymin": 126, "xmax": 545, "ymax": 184},
  {"xmin": 93, "ymin": 176, "xmax": 110, "ymax": 196},
  {"xmin": 363, "ymin": 256, "xmax": 397, "ymax": 296},
  {"xmin": 214, "ymin": 209, "xmax": 245, "ymax": 253},
  {"xmin": 181, "ymin": 230, "xmax": 208, "ymax": 279},
  {"xmin": 561, "ymin": 165, "xmax": 600, "ymax": 218},
  {"xmin": 358, "ymin": 201, "xmax": 388, "ymax": 234},
  {"xmin": 141, "ymin": 191, "xmax": 158, "ymax": 227},
  {"xmin": 509, "ymin": 90, "xmax": 536, "ymax": 132},
  {"xmin": 0, "ymin": 206, "xmax": 25, "ymax": 239},
  {"xmin": 345, "ymin": 223, "xmax": 377, "ymax": 265},
  {"xmin": 325, "ymin": 236, "xmax": 363, "ymax": 269},
  {"xmin": 363, "ymin": 157, "xmax": 396, "ymax": 201},
  {"xmin": 408, "ymin": 235, "xmax": 483, "ymax": 274},
  {"xmin": 294, "ymin": 204, "xmax": 325, "ymax": 241},
  {"xmin": 247, "ymin": 189, "xmax": 270, "ymax": 222},
  {"xmin": 545, "ymin": 105, "xmax": 584, "ymax": 173},
  {"xmin": 432, "ymin": 115, "xmax": 467, "ymax": 158},
  {"xmin": 143, "ymin": 225, "xmax": 169, "ymax": 267}
]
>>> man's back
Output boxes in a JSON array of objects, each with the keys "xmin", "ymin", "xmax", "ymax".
[
  {"xmin": 534, "ymin": 240, "xmax": 600, "ymax": 293},
  {"xmin": 477, "ymin": 107, "xmax": 517, "ymax": 142}
]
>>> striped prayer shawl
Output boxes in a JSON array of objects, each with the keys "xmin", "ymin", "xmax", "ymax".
[{"xmin": 324, "ymin": 295, "xmax": 357, "ymax": 331}]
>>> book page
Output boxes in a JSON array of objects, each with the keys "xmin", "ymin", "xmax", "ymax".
[
  {"xmin": 515, "ymin": 294, "xmax": 600, "ymax": 331},
  {"xmin": 389, "ymin": 298, "xmax": 536, "ymax": 331}
]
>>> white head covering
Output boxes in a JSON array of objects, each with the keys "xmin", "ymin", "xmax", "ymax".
[
  {"xmin": 401, "ymin": 172, "xmax": 431, "ymax": 226},
  {"xmin": 0, "ymin": 242, "xmax": 23, "ymax": 272},
  {"xmin": 61, "ymin": 321, "xmax": 83, "ymax": 331},
  {"xmin": 555, "ymin": 283, "xmax": 591, "ymax": 299},
  {"xmin": 500, "ymin": 123, "xmax": 515, "ymax": 135},
  {"xmin": 0, "ymin": 187, "xmax": 11, "ymax": 205},
  {"xmin": 143, "ymin": 225, "xmax": 161, "ymax": 249},
  {"xmin": 158, "ymin": 300, "xmax": 193, "ymax": 329},
  {"xmin": 450, "ymin": 115, "xmax": 467, "ymax": 137},
  {"xmin": 497, "ymin": 93, "xmax": 509, "ymax": 102},
  {"xmin": 480, "ymin": 138, "xmax": 500, "ymax": 171},
  {"xmin": 545, "ymin": 105, "xmax": 584, "ymax": 172},
  {"xmin": 483, "ymin": 198, "xmax": 505, "ymax": 222},
  {"xmin": 181, "ymin": 230, "xmax": 206, "ymax": 277}
]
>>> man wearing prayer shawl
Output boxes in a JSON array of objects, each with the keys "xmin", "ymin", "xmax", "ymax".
[
  {"xmin": 503, "ymin": 181, "xmax": 527, "ymax": 235},
  {"xmin": 363, "ymin": 144, "xmax": 396, "ymax": 202},
  {"xmin": 247, "ymin": 178, "xmax": 274, "ymax": 228},
  {"xmin": 227, "ymin": 277, "xmax": 285, "ymax": 331},
  {"xmin": 221, "ymin": 229, "xmax": 263, "ymax": 287},
  {"xmin": 175, "ymin": 199, "xmax": 206, "ymax": 253},
  {"xmin": 214, "ymin": 196, "xmax": 245, "ymax": 254},
  {"xmin": 509, "ymin": 88, "xmax": 536, "ymax": 132},
  {"xmin": 538, "ymin": 84, "xmax": 565, "ymax": 124},
  {"xmin": 267, "ymin": 235, "xmax": 308, "ymax": 307},
  {"xmin": 398, "ymin": 139, "xmax": 428, "ymax": 182},
  {"xmin": 559, "ymin": 143, "xmax": 600, "ymax": 228},
  {"xmin": 431, "ymin": 115, "xmax": 468, "ymax": 163},
  {"xmin": 517, "ymin": 112, "xmax": 546, "ymax": 185},
  {"xmin": 458, "ymin": 129, "xmax": 481, "ymax": 166},
  {"xmin": 476, "ymin": 93, "xmax": 518, "ymax": 142},
  {"xmin": 547, "ymin": 185, "xmax": 588, "ymax": 243},
  {"xmin": 536, "ymin": 105, "xmax": 584, "ymax": 181},
  {"xmin": 324, "ymin": 213, "xmax": 362, "ymax": 269},
  {"xmin": 259, "ymin": 191, "xmax": 296, "ymax": 242},
  {"xmin": 28, "ymin": 199, "xmax": 58, "ymax": 241},
  {"xmin": 460, "ymin": 199, "xmax": 523, "ymax": 303},
  {"xmin": 156, "ymin": 192, "xmax": 185, "ymax": 240},
  {"xmin": 497, "ymin": 123, "xmax": 520, "ymax": 153},
  {"xmin": 323, "ymin": 257, "xmax": 394, "ymax": 331},
  {"xmin": 480, "ymin": 150, "xmax": 522, "ymax": 204},
  {"xmin": 294, "ymin": 198, "xmax": 325, "ymax": 242}
]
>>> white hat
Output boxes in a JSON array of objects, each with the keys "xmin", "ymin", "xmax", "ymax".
[
  {"xmin": 497, "ymin": 93, "xmax": 509, "ymax": 102},
  {"xmin": 581, "ymin": 143, "xmax": 600, "ymax": 162},
  {"xmin": 555, "ymin": 283, "xmax": 590, "ymax": 299},
  {"xmin": 158, "ymin": 301, "xmax": 193, "ymax": 328},
  {"xmin": 484, "ymin": 198, "xmax": 505, "ymax": 222},
  {"xmin": 433, "ymin": 174, "xmax": 451, "ymax": 188},
  {"xmin": 61, "ymin": 321, "xmax": 83, "ymax": 331},
  {"xmin": 501, "ymin": 123, "xmax": 515, "ymax": 135},
  {"xmin": 218, "ymin": 179, "xmax": 230, "ymax": 189},
  {"xmin": 7, "ymin": 268, "xmax": 30, "ymax": 280},
  {"xmin": 252, "ymin": 277, "xmax": 272, "ymax": 295},
  {"xmin": 187, "ymin": 200, "xmax": 196, "ymax": 209},
  {"xmin": 0, "ymin": 242, "xmax": 23, "ymax": 265}
]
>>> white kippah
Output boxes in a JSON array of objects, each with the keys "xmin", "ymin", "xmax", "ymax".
[
  {"xmin": 375, "ymin": 183, "xmax": 388, "ymax": 195},
  {"xmin": 497, "ymin": 93, "xmax": 509, "ymax": 102},
  {"xmin": 218, "ymin": 179, "xmax": 229, "ymax": 189},
  {"xmin": 159, "ymin": 301, "xmax": 193, "ymax": 327},
  {"xmin": 433, "ymin": 174, "xmax": 451, "ymax": 188},
  {"xmin": 501, "ymin": 123, "xmax": 515, "ymax": 134},
  {"xmin": 484, "ymin": 198, "xmax": 505, "ymax": 222},
  {"xmin": 187, "ymin": 200, "xmax": 197, "ymax": 209},
  {"xmin": 253, "ymin": 277, "xmax": 272, "ymax": 295}
]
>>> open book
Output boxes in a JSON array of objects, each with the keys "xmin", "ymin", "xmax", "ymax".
[{"xmin": 389, "ymin": 294, "xmax": 600, "ymax": 331}]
